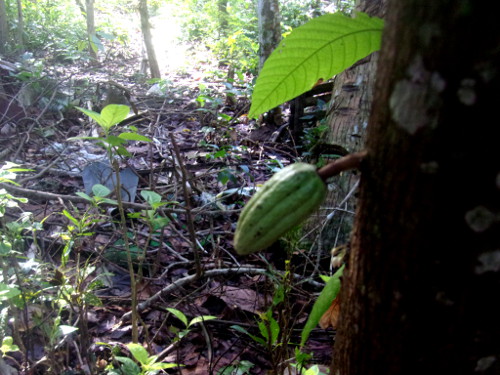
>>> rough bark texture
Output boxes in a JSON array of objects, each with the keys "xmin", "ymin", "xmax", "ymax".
[
  {"xmin": 0, "ymin": 0, "xmax": 8, "ymax": 53},
  {"xmin": 139, "ymin": 0, "xmax": 161, "ymax": 79},
  {"xmin": 332, "ymin": 1, "xmax": 500, "ymax": 374},
  {"xmin": 308, "ymin": 0, "xmax": 386, "ymax": 253},
  {"xmin": 15, "ymin": 0, "xmax": 23, "ymax": 48},
  {"xmin": 257, "ymin": 0, "xmax": 281, "ymax": 71},
  {"xmin": 85, "ymin": 0, "xmax": 98, "ymax": 61}
]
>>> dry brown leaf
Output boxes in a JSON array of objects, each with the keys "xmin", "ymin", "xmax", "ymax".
[
  {"xmin": 218, "ymin": 286, "xmax": 266, "ymax": 314},
  {"xmin": 319, "ymin": 295, "xmax": 341, "ymax": 329}
]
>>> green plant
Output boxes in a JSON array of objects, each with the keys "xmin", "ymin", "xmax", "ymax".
[
  {"xmin": 103, "ymin": 342, "xmax": 177, "ymax": 375},
  {"xmin": 70, "ymin": 104, "xmax": 152, "ymax": 344},
  {"xmin": 231, "ymin": 259, "xmax": 297, "ymax": 374},
  {"xmin": 299, "ymin": 265, "xmax": 344, "ymax": 347},
  {"xmin": 0, "ymin": 336, "xmax": 20, "ymax": 357},
  {"xmin": 71, "ymin": 104, "xmax": 151, "ymax": 160},
  {"xmin": 249, "ymin": 12, "xmax": 384, "ymax": 118},
  {"xmin": 166, "ymin": 307, "xmax": 216, "ymax": 342},
  {"xmin": 217, "ymin": 359, "xmax": 254, "ymax": 375},
  {"xmin": 125, "ymin": 190, "xmax": 175, "ymax": 274}
]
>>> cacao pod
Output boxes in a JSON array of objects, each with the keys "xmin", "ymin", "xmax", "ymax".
[{"xmin": 234, "ymin": 163, "xmax": 327, "ymax": 255}]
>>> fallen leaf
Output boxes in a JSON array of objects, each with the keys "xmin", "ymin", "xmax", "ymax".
[{"xmin": 319, "ymin": 295, "xmax": 341, "ymax": 329}]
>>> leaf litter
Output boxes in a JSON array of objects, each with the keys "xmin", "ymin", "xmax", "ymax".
[{"xmin": 0, "ymin": 41, "xmax": 335, "ymax": 375}]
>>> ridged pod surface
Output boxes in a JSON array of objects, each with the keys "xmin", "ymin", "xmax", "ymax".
[{"xmin": 234, "ymin": 163, "xmax": 327, "ymax": 255}]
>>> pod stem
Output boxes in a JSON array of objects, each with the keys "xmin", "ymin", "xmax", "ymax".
[{"xmin": 317, "ymin": 150, "xmax": 367, "ymax": 182}]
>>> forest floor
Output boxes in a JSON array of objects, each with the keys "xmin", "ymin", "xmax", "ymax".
[{"xmin": 0, "ymin": 41, "xmax": 334, "ymax": 375}]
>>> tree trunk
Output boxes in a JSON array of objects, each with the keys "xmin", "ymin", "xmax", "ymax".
[
  {"xmin": 139, "ymin": 0, "xmax": 161, "ymax": 79},
  {"xmin": 217, "ymin": 0, "xmax": 228, "ymax": 37},
  {"xmin": 257, "ymin": 0, "xmax": 282, "ymax": 125},
  {"xmin": 257, "ymin": 0, "xmax": 281, "ymax": 71},
  {"xmin": 85, "ymin": 0, "xmax": 98, "ymax": 61},
  {"xmin": 333, "ymin": 1, "xmax": 500, "ymax": 374},
  {"xmin": 0, "ymin": 0, "xmax": 8, "ymax": 54},
  {"xmin": 307, "ymin": 0, "xmax": 386, "ymax": 254},
  {"xmin": 15, "ymin": 0, "xmax": 23, "ymax": 49}
]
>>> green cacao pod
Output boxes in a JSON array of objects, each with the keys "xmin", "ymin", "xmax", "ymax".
[{"xmin": 234, "ymin": 163, "xmax": 327, "ymax": 255}]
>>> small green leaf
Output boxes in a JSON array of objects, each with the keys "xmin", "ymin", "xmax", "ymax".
[
  {"xmin": 167, "ymin": 308, "xmax": 188, "ymax": 327},
  {"xmin": 114, "ymin": 356, "xmax": 141, "ymax": 375},
  {"xmin": 269, "ymin": 316, "xmax": 280, "ymax": 345},
  {"xmin": 75, "ymin": 106, "xmax": 104, "ymax": 127},
  {"xmin": 100, "ymin": 198, "xmax": 118, "ymax": 205},
  {"xmin": 62, "ymin": 209, "xmax": 79, "ymax": 226},
  {"xmin": 118, "ymin": 132, "xmax": 152, "ymax": 142},
  {"xmin": 92, "ymin": 184, "xmax": 111, "ymax": 197},
  {"xmin": 101, "ymin": 104, "xmax": 130, "ymax": 127},
  {"xmin": 126, "ymin": 343, "xmax": 149, "ymax": 365},
  {"xmin": 1, "ymin": 336, "xmax": 20, "ymax": 354},
  {"xmin": 249, "ymin": 12, "xmax": 383, "ymax": 118},
  {"xmin": 105, "ymin": 135, "xmax": 128, "ymax": 147},
  {"xmin": 75, "ymin": 192, "xmax": 93, "ymax": 201},
  {"xmin": 151, "ymin": 217, "xmax": 170, "ymax": 231},
  {"xmin": 0, "ymin": 283, "xmax": 21, "ymax": 301},
  {"xmin": 141, "ymin": 190, "xmax": 162, "ymax": 205},
  {"xmin": 217, "ymin": 169, "xmax": 237, "ymax": 185},
  {"xmin": 258, "ymin": 320, "xmax": 269, "ymax": 341},
  {"xmin": 115, "ymin": 146, "xmax": 132, "ymax": 157},
  {"xmin": 300, "ymin": 265, "xmax": 344, "ymax": 347},
  {"xmin": 188, "ymin": 315, "xmax": 217, "ymax": 328},
  {"xmin": 231, "ymin": 325, "xmax": 266, "ymax": 346}
]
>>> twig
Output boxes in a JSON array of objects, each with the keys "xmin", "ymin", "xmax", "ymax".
[
  {"xmin": 18, "ymin": 146, "xmax": 68, "ymax": 183},
  {"xmin": 169, "ymin": 133, "xmax": 203, "ymax": 278},
  {"xmin": 0, "ymin": 182, "xmax": 238, "ymax": 216},
  {"xmin": 119, "ymin": 267, "xmax": 323, "ymax": 323}
]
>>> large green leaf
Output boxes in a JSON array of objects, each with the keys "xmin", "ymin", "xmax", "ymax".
[
  {"xmin": 249, "ymin": 12, "xmax": 384, "ymax": 118},
  {"xmin": 300, "ymin": 265, "xmax": 344, "ymax": 347}
]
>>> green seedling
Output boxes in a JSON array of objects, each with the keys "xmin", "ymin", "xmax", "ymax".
[
  {"xmin": 69, "ymin": 104, "xmax": 152, "ymax": 158},
  {"xmin": 109, "ymin": 343, "xmax": 177, "ymax": 375},
  {"xmin": 166, "ymin": 307, "xmax": 216, "ymax": 341},
  {"xmin": 218, "ymin": 360, "xmax": 254, "ymax": 375}
]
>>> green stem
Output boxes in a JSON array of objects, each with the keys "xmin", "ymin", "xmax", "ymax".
[{"xmin": 113, "ymin": 160, "xmax": 139, "ymax": 343}]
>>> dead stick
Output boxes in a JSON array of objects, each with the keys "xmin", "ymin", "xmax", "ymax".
[{"xmin": 169, "ymin": 133, "xmax": 203, "ymax": 278}]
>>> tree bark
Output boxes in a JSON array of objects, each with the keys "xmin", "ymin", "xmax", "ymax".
[
  {"xmin": 257, "ymin": 0, "xmax": 282, "ymax": 125},
  {"xmin": 15, "ymin": 0, "xmax": 23, "ymax": 48},
  {"xmin": 332, "ymin": 1, "xmax": 500, "ymax": 374},
  {"xmin": 257, "ymin": 0, "xmax": 281, "ymax": 71},
  {"xmin": 85, "ymin": 0, "xmax": 98, "ymax": 61},
  {"xmin": 139, "ymin": 0, "xmax": 161, "ymax": 79},
  {"xmin": 0, "ymin": 0, "xmax": 8, "ymax": 54},
  {"xmin": 308, "ymin": 0, "xmax": 386, "ymax": 253}
]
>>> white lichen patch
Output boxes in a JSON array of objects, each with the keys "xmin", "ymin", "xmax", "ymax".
[
  {"xmin": 457, "ymin": 78, "xmax": 477, "ymax": 106},
  {"xmin": 390, "ymin": 80, "xmax": 428, "ymax": 134},
  {"xmin": 475, "ymin": 356, "xmax": 497, "ymax": 372},
  {"xmin": 431, "ymin": 72, "xmax": 446, "ymax": 92},
  {"xmin": 475, "ymin": 250, "xmax": 500, "ymax": 274},
  {"xmin": 465, "ymin": 206, "xmax": 495, "ymax": 232},
  {"xmin": 390, "ymin": 56, "xmax": 444, "ymax": 134}
]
